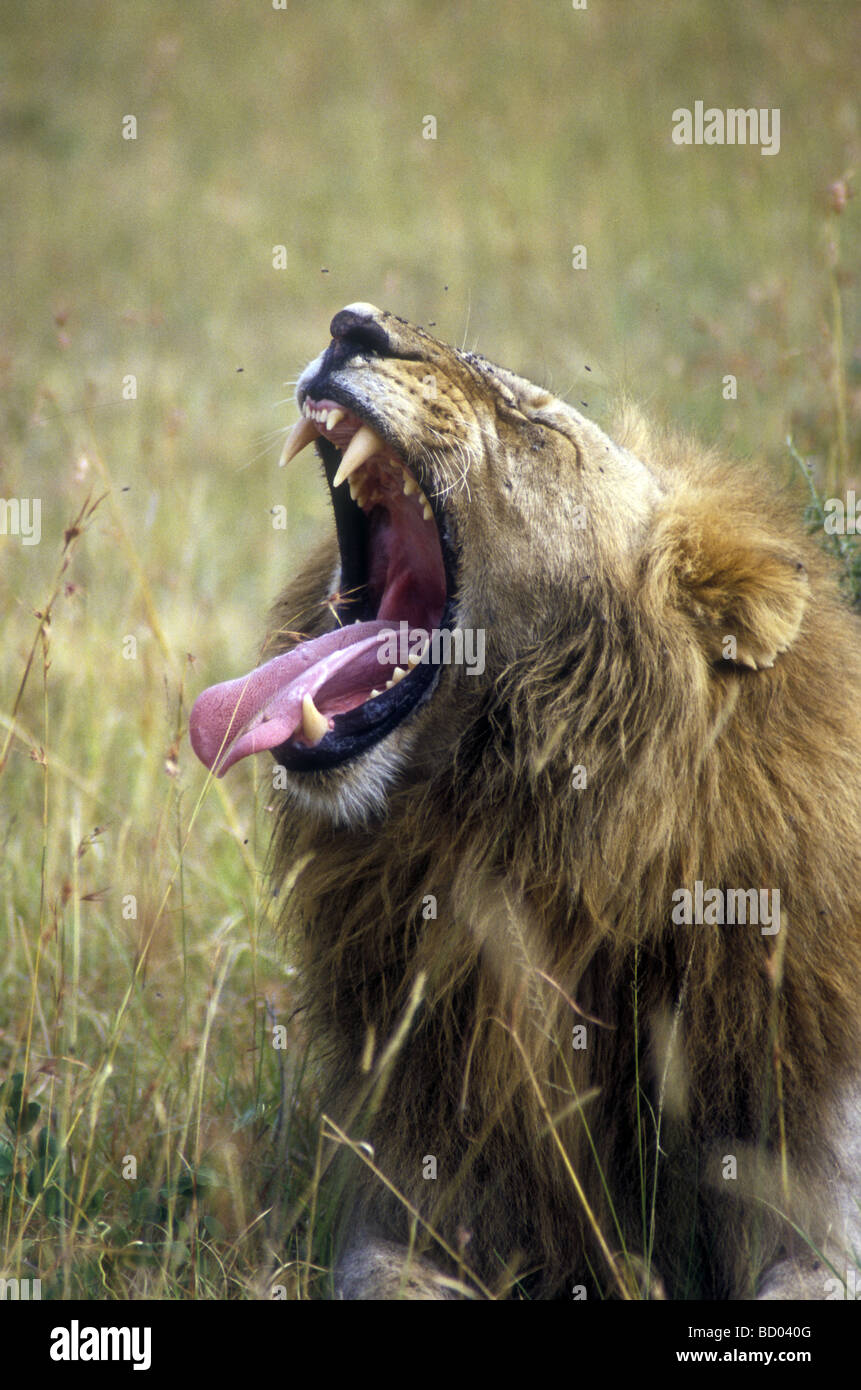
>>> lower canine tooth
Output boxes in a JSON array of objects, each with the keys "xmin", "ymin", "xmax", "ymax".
[
  {"xmin": 301, "ymin": 692, "xmax": 329, "ymax": 745},
  {"xmin": 279, "ymin": 415, "xmax": 318, "ymax": 467},
  {"xmin": 332, "ymin": 424, "xmax": 384, "ymax": 488}
]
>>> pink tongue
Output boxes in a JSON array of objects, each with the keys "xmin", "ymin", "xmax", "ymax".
[{"xmin": 189, "ymin": 620, "xmax": 392, "ymax": 776}]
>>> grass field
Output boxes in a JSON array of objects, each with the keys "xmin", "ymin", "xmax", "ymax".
[{"xmin": 0, "ymin": 0, "xmax": 859, "ymax": 1299}]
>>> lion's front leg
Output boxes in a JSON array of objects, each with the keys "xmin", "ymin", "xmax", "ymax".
[{"xmin": 335, "ymin": 1234, "xmax": 458, "ymax": 1300}]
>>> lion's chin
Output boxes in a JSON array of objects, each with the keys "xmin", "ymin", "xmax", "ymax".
[{"xmin": 273, "ymin": 721, "xmax": 420, "ymax": 829}]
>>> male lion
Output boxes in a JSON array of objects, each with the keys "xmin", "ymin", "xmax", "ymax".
[{"xmin": 190, "ymin": 303, "xmax": 861, "ymax": 1300}]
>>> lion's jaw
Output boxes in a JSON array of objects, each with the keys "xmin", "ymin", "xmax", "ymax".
[{"xmin": 189, "ymin": 302, "xmax": 662, "ymax": 826}]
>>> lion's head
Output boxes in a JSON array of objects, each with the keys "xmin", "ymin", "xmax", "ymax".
[{"xmin": 190, "ymin": 302, "xmax": 806, "ymax": 829}]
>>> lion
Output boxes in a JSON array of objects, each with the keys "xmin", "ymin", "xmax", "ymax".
[{"xmin": 190, "ymin": 303, "xmax": 861, "ymax": 1300}]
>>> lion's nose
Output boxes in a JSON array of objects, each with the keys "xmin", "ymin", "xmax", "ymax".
[
  {"xmin": 330, "ymin": 302, "xmax": 392, "ymax": 356},
  {"xmin": 337, "ymin": 301, "xmax": 382, "ymax": 322}
]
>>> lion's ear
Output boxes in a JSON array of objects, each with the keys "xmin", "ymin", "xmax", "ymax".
[{"xmin": 649, "ymin": 505, "xmax": 810, "ymax": 669}]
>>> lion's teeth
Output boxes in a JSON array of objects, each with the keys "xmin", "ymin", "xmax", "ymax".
[
  {"xmin": 301, "ymin": 692, "xmax": 329, "ymax": 744},
  {"xmin": 279, "ymin": 415, "xmax": 318, "ymax": 467},
  {"xmin": 326, "ymin": 408, "xmax": 345, "ymax": 431},
  {"xmin": 422, "ymin": 502, "xmax": 433, "ymax": 521},
  {"xmin": 370, "ymin": 688, "xmax": 382, "ymax": 698},
  {"xmin": 406, "ymin": 651, "xmax": 422, "ymax": 669},
  {"xmin": 402, "ymin": 474, "xmax": 419, "ymax": 496},
  {"xmin": 332, "ymin": 424, "xmax": 384, "ymax": 488},
  {"xmin": 390, "ymin": 666, "xmax": 407, "ymax": 684}
]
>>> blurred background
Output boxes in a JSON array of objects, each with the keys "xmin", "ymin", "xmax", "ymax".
[{"xmin": 0, "ymin": 0, "xmax": 858, "ymax": 1297}]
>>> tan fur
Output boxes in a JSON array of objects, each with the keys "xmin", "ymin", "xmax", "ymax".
[{"xmin": 263, "ymin": 308, "xmax": 861, "ymax": 1299}]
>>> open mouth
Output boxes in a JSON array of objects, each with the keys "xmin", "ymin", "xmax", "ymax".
[{"xmin": 189, "ymin": 392, "xmax": 454, "ymax": 776}]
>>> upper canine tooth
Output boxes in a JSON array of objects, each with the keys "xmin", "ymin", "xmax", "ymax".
[
  {"xmin": 332, "ymin": 424, "xmax": 384, "ymax": 488},
  {"xmin": 301, "ymin": 692, "xmax": 329, "ymax": 744},
  {"xmin": 279, "ymin": 415, "xmax": 318, "ymax": 467},
  {"xmin": 326, "ymin": 408, "xmax": 345, "ymax": 431}
]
